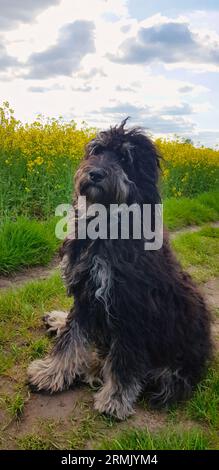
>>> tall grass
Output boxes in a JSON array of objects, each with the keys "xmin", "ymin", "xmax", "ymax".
[
  {"xmin": 98, "ymin": 427, "xmax": 211, "ymax": 450},
  {"xmin": 164, "ymin": 191, "xmax": 219, "ymax": 230},
  {"xmin": 0, "ymin": 217, "xmax": 58, "ymax": 274}
]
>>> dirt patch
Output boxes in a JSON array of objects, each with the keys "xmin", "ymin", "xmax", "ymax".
[
  {"xmin": 0, "ymin": 256, "xmax": 60, "ymax": 290},
  {"xmin": 202, "ymin": 278, "xmax": 219, "ymax": 310},
  {"xmin": 170, "ymin": 221, "xmax": 219, "ymax": 240},
  {"xmin": 18, "ymin": 387, "xmax": 91, "ymax": 431}
]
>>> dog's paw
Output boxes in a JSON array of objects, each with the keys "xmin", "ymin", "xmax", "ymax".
[
  {"xmin": 43, "ymin": 310, "xmax": 68, "ymax": 336},
  {"xmin": 94, "ymin": 388, "xmax": 134, "ymax": 420},
  {"xmin": 27, "ymin": 356, "xmax": 65, "ymax": 393}
]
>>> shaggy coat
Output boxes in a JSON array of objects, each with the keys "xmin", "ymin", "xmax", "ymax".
[{"xmin": 28, "ymin": 120, "xmax": 212, "ymax": 420}]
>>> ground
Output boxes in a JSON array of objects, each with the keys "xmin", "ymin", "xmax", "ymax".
[{"xmin": 0, "ymin": 224, "xmax": 219, "ymax": 450}]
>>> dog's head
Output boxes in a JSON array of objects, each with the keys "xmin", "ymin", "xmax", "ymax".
[{"xmin": 75, "ymin": 118, "xmax": 161, "ymax": 205}]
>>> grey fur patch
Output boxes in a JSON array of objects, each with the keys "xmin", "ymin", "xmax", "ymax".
[
  {"xmin": 27, "ymin": 323, "xmax": 89, "ymax": 393},
  {"xmin": 94, "ymin": 356, "xmax": 141, "ymax": 420},
  {"xmin": 82, "ymin": 350, "xmax": 104, "ymax": 388},
  {"xmin": 90, "ymin": 255, "xmax": 113, "ymax": 316}
]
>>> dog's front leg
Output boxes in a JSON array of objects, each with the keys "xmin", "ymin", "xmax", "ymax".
[
  {"xmin": 28, "ymin": 317, "xmax": 89, "ymax": 393},
  {"xmin": 94, "ymin": 344, "xmax": 142, "ymax": 420}
]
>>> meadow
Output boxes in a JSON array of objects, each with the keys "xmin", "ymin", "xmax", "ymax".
[{"xmin": 0, "ymin": 102, "xmax": 219, "ymax": 450}]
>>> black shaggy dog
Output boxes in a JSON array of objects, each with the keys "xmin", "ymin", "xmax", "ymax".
[{"xmin": 28, "ymin": 120, "xmax": 212, "ymax": 420}]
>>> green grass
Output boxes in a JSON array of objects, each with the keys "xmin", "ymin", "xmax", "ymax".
[
  {"xmin": 0, "ymin": 272, "xmax": 71, "ymax": 379},
  {"xmin": 187, "ymin": 362, "xmax": 219, "ymax": 429},
  {"xmin": 17, "ymin": 434, "xmax": 55, "ymax": 450},
  {"xmin": 29, "ymin": 337, "xmax": 50, "ymax": 359},
  {"xmin": 164, "ymin": 191, "xmax": 219, "ymax": 230},
  {"xmin": 4, "ymin": 392, "xmax": 25, "ymax": 419},
  {"xmin": 98, "ymin": 427, "xmax": 211, "ymax": 450},
  {"xmin": 171, "ymin": 226, "xmax": 219, "ymax": 282},
  {"xmin": 0, "ymin": 217, "xmax": 59, "ymax": 274}
]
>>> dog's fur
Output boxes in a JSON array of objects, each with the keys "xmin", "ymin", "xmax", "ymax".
[{"xmin": 28, "ymin": 120, "xmax": 212, "ymax": 420}]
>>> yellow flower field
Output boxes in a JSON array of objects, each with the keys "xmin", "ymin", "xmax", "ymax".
[{"xmin": 0, "ymin": 102, "xmax": 219, "ymax": 218}]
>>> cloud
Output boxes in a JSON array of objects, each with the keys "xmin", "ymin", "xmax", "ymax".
[
  {"xmin": 28, "ymin": 84, "xmax": 63, "ymax": 93},
  {"xmin": 116, "ymin": 84, "xmax": 137, "ymax": 93},
  {"xmin": 159, "ymin": 103, "xmax": 193, "ymax": 115},
  {"xmin": 178, "ymin": 85, "xmax": 194, "ymax": 93},
  {"xmin": 28, "ymin": 86, "xmax": 49, "ymax": 93},
  {"xmin": 194, "ymin": 129, "xmax": 219, "ymax": 147},
  {"xmin": 0, "ymin": 42, "xmax": 19, "ymax": 70},
  {"xmin": 0, "ymin": 0, "xmax": 61, "ymax": 29},
  {"xmin": 108, "ymin": 20, "xmax": 219, "ymax": 68},
  {"xmin": 71, "ymin": 84, "xmax": 93, "ymax": 92},
  {"xmin": 101, "ymin": 103, "xmax": 144, "ymax": 115},
  {"xmin": 101, "ymin": 12, "xmax": 121, "ymax": 23},
  {"xmin": 78, "ymin": 67, "xmax": 107, "ymax": 79},
  {"xmin": 25, "ymin": 21, "xmax": 95, "ymax": 79},
  {"xmin": 94, "ymin": 102, "xmax": 195, "ymax": 134}
]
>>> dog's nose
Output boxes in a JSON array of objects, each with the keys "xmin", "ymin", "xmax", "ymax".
[{"xmin": 89, "ymin": 169, "xmax": 106, "ymax": 183}]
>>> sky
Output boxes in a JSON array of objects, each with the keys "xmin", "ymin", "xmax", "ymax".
[{"xmin": 1, "ymin": 0, "xmax": 219, "ymax": 147}]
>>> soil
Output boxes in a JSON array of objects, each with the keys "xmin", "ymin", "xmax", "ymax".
[{"xmin": 0, "ymin": 256, "xmax": 60, "ymax": 289}]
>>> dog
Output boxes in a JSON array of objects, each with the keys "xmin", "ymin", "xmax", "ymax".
[{"xmin": 28, "ymin": 119, "xmax": 212, "ymax": 420}]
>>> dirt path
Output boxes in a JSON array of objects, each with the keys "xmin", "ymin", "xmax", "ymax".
[
  {"xmin": 169, "ymin": 220, "xmax": 219, "ymax": 239},
  {"xmin": 0, "ymin": 221, "xmax": 219, "ymax": 290},
  {"xmin": 0, "ymin": 256, "xmax": 59, "ymax": 289}
]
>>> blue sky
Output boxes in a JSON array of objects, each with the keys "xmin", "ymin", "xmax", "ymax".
[
  {"xmin": 0, "ymin": 0, "xmax": 219, "ymax": 146},
  {"xmin": 128, "ymin": 0, "xmax": 219, "ymax": 19}
]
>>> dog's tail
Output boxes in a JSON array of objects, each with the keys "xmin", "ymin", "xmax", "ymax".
[{"xmin": 144, "ymin": 367, "xmax": 192, "ymax": 408}]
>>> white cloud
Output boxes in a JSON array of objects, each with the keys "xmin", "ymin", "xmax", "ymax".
[
  {"xmin": 0, "ymin": 41, "xmax": 19, "ymax": 70},
  {"xmin": 108, "ymin": 17, "xmax": 219, "ymax": 70},
  {"xmin": 24, "ymin": 21, "xmax": 95, "ymax": 79},
  {"xmin": 0, "ymin": 2, "xmax": 218, "ymax": 146},
  {"xmin": 0, "ymin": 0, "xmax": 61, "ymax": 29}
]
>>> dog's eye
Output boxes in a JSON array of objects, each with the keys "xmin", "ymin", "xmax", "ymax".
[{"xmin": 92, "ymin": 146, "xmax": 103, "ymax": 156}]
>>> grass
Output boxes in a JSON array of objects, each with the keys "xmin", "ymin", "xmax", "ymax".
[
  {"xmin": 171, "ymin": 226, "xmax": 219, "ymax": 282},
  {"xmin": 0, "ymin": 272, "xmax": 71, "ymax": 378},
  {"xmin": 0, "ymin": 226, "xmax": 218, "ymax": 450},
  {"xmin": 187, "ymin": 362, "xmax": 219, "ymax": 428},
  {"xmin": 0, "ymin": 217, "xmax": 59, "ymax": 274},
  {"xmin": 164, "ymin": 191, "xmax": 219, "ymax": 231},
  {"xmin": 0, "ymin": 190, "xmax": 218, "ymax": 275},
  {"xmin": 17, "ymin": 434, "xmax": 55, "ymax": 450},
  {"xmin": 98, "ymin": 427, "xmax": 211, "ymax": 450},
  {"xmin": 4, "ymin": 392, "xmax": 25, "ymax": 419}
]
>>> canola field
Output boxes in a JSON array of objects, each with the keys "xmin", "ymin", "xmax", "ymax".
[{"xmin": 1, "ymin": 102, "xmax": 218, "ymax": 219}]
